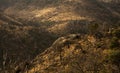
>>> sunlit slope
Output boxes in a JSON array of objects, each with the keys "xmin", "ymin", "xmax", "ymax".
[
  {"xmin": 2, "ymin": 0, "xmax": 119, "ymax": 35},
  {"xmin": 24, "ymin": 33, "xmax": 120, "ymax": 73}
]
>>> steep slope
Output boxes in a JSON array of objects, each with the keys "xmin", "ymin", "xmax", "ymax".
[
  {"xmin": 0, "ymin": 0, "xmax": 120, "ymax": 73},
  {"xmin": 20, "ymin": 33, "xmax": 120, "ymax": 73},
  {"xmin": 0, "ymin": 12, "xmax": 58, "ymax": 73}
]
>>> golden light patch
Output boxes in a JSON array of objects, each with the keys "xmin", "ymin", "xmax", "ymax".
[
  {"xmin": 87, "ymin": 36, "xmax": 96, "ymax": 43},
  {"xmin": 33, "ymin": 7, "xmax": 56, "ymax": 18},
  {"xmin": 48, "ymin": 12, "xmax": 86, "ymax": 22},
  {"xmin": 47, "ymin": 22, "xmax": 68, "ymax": 33}
]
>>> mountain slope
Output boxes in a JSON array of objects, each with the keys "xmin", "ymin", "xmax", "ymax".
[
  {"xmin": 21, "ymin": 33, "xmax": 120, "ymax": 73},
  {"xmin": 0, "ymin": 0, "xmax": 120, "ymax": 73},
  {"xmin": 0, "ymin": 12, "xmax": 58, "ymax": 73},
  {"xmin": 2, "ymin": 0, "xmax": 120, "ymax": 35},
  {"xmin": 0, "ymin": 12, "xmax": 23, "ymax": 25}
]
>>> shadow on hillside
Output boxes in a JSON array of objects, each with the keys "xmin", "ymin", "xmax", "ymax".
[
  {"xmin": 0, "ymin": 22, "xmax": 59, "ymax": 72},
  {"xmin": 71, "ymin": 0, "xmax": 120, "ymax": 24},
  {"xmin": 0, "ymin": 18, "xmax": 94, "ymax": 72}
]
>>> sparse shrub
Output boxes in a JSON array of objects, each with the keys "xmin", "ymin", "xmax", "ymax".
[
  {"xmin": 88, "ymin": 23, "xmax": 99, "ymax": 34},
  {"xmin": 106, "ymin": 50, "xmax": 120, "ymax": 65},
  {"xmin": 109, "ymin": 37, "xmax": 119, "ymax": 49},
  {"xmin": 96, "ymin": 42, "xmax": 104, "ymax": 48},
  {"xmin": 94, "ymin": 32, "xmax": 103, "ymax": 39},
  {"xmin": 112, "ymin": 29, "xmax": 120, "ymax": 38}
]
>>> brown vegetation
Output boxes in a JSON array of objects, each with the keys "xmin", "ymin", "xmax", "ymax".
[{"xmin": 0, "ymin": 0, "xmax": 120, "ymax": 73}]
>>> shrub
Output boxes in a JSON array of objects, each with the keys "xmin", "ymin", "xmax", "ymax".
[
  {"xmin": 94, "ymin": 32, "xmax": 103, "ymax": 39},
  {"xmin": 106, "ymin": 50, "xmax": 120, "ymax": 65},
  {"xmin": 112, "ymin": 29, "xmax": 120, "ymax": 38},
  {"xmin": 88, "ymin": 23, "xmax": 99, "ymax": 34},
  {"xmin": 109, "ymin": 37, "xmax": 119, "ymax": 49},
  {"xmin": 96, "ymin": 42, "xmax": 104, "ymax": 48}
]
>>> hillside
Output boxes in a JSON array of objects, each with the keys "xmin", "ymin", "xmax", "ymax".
[
  {"xmin": 0, "ymin": 0, "xmax": 120, "ymax": 73},
  {"xmin": 15, "ymin": 32, "xmax": 120, "ymax": 73},
  {"xmin": 0, "ymin": 12, "xmax": 23, "ymax": 25},
  {"xmin": 1, "ymin": 0, "xmax": 119, "ymax": 35},
  {"xmin": 0, "ymin": 12, "xmax": 58, "ymax": 72}
]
